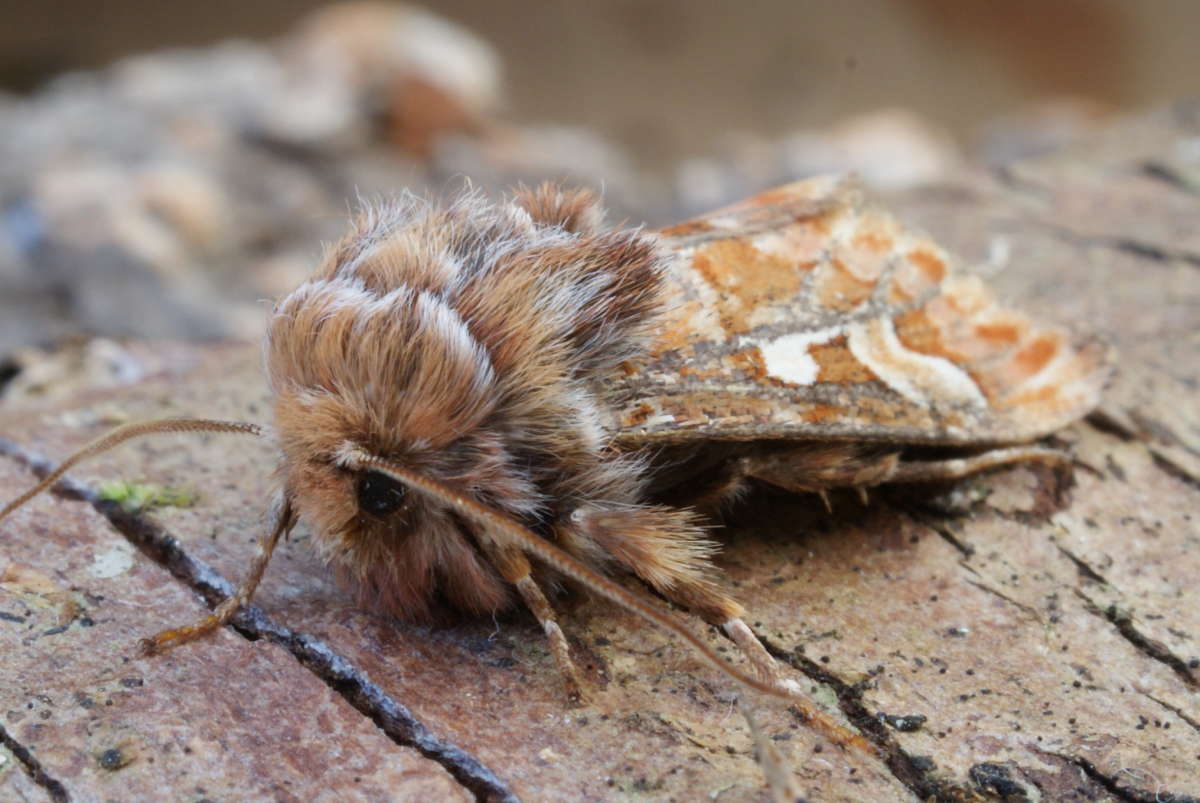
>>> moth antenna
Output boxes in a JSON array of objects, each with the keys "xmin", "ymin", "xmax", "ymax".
[
  {"xmin": 740, "ymin": 698, "xmax": 806, "ymax": 802},
  {"xmin": 335, "ymin": 443, "xmax": 788, "ymax": 702},
  {"xmin": 0, "ymin": 418, "xmax": 263, "ymax": 522}
]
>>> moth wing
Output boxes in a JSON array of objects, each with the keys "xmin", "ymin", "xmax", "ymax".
[{"xmin": 607, "ymin": 176, "xmax": 1112, "ymax": 447}]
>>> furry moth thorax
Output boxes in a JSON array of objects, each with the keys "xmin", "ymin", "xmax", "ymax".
[{"xmin": 265, "ymin": 185, "xmax": 677, "ymax": 618}]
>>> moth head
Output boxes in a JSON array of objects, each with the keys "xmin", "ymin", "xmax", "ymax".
[{"xmin": 263, "ymin": 276, "xmax": 542, "ymax": 604}]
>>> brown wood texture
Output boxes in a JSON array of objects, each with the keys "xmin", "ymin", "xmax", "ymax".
[{"xmin": 1, "ymin": 107, "xmax": 1198, "ymax": 801}]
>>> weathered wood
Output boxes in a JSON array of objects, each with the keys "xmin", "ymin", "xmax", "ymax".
[
  {"xmin": 0, "ymin": 436, "xmax": 470, "ymax": 801},
  {"xmin": 1, "ymin": 107, "xmax": 1198, "ymax": 801}
]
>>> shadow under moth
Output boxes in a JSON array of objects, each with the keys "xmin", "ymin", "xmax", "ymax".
[{"xmin": 0, "ymin": 175, "xmax": 1110, "ymax": 755}]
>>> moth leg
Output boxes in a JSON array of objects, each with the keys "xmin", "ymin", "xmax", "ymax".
[
  {"xmin": 140, "ymin": 501, "xmax": 295, "ymax": 655},
  {"xmin": 888, "ymin": 445, "xmax": 1068, "ymax": 483},
  {"xmin": 718, "ymin": 616, "xmax": 875, "ymax": 753},
  {"xmin": 674, "ymin": 463, "xmax": 753, "ymax": 517},
  {"xmin": 515, "ymin": 574, "xmax": 584, "ymax": 703},
  {"xmin": 740, "ymin": 443, "xmax": 1069, "ymax": 501},
  {"xmin": 569, "ymin": 504, "xmax": 869, "ymax": 751},
  {"xmin": 483, "ymin": 543, "xmax": 584, "ymax": 702},
  {"xmin": 737, "ymin": 444, "xmax": 901, "ymax": 497}
]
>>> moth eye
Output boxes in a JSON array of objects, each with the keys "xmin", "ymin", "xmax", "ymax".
[{"xmin": 356, "ymin": 471, "xmax": 408, "ymax": 516}]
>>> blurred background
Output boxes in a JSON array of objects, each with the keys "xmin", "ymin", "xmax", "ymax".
[
  {"xmin": 6, "ymin": 0, "xmax": 1200, "ymax": 162},
  {"xmin": 1, "ymin": 1, "xmax": 1197, "ymax": 396}
]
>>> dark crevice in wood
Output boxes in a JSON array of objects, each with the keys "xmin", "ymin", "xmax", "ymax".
[
  {"xmin": 1099, "ymin": 603, "xmax": 1198, "ymax": 689},
  {"xmin": 0, "ymin": 439, "xmax": 516, "ymax": 803},
  {"xmin": 1091, "ymin": 230, "xmax": 1200, "ymax": 268},
  {"xmin": 1085, "ymin": 409, "xmax": 1141, "ymax": 441},
  {"xmin": 0, "ymin": 721, "xmax": 70, "ymax": 802},
  {"xmin": 1058, "ymin": 542, "xmax": 1199, "ymax": 688},
  {"xmin": 1055, "ymin": 545, "xmax": 1109, "ymax": 585},
  {"xmin": 0, "ymin": 358, "xmax": 20, "ymax": 396},
  {"xmin": 1035, "ymin": 220, "xmax": 1200, "ymax": 269},
  {"xmin": 907, "ymin": 513, "xmax": 975, "ymax": 559},
  {"xmin": 1140, "ymin": 161, "xmax": 1200, "ymax": 197},
  {"xmin": 1085, "ymin": 412, "xmax": 1200, "ymax": 490},
  {"xmin": 1148, "ymin": 451, "xmax": 1200, "ymax": 491},
  {"xmin": 967, "ymin": 761, "xmax": 1039, "ymax": 800},
  {"xmin": 1125, "ymin": 410, "xmax": 1196, "ymax": 455},
  {"xmin": 963, "ymin": 579, "xmax": 1043, "ymax": 621},
  {"xmin": 1108, "ymin": 238, "xmax": 1175, "ymax": 263},
  {"xmin": 1114, "ymin": 409, "xmax": 1200, "ymax": 488},
  {"xmin": 1049, "ymin": 752, "xmax": 1200, "ymax": 803},
  {"xmin": 1071, "ymin": 588, "xmax": 1198, "ymax": 689},
  {"xmin": 757, "ymin": 633, "xmax": 968, "ymax": 802},
  {"xmin": 984, "ymin": 173, "xmax": 1200, "ymax": 265},
  {"xmin": 990, "ymin": 163, "xmax": 1055, "ymax": 201},
  {"xmin": 1142, "ymin": 693, "xmax": 1200, "ymax": 736},
  {"xmin": 992, "ymin": 160, "xmax": 1200, "ymax": 267}
]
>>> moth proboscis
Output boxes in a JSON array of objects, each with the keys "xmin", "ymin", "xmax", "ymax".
[{"xmin": 0, "ymin": 176, "xmax": 1110, "ymax": 757}]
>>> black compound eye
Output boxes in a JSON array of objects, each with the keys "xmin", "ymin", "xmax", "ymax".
[{"xmin": 356, "ymin": 471, "xmax": 407, "ymax": 516}]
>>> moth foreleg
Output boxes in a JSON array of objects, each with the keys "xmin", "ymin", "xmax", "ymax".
[
  {"xmin": 141, "ymin": 500, "xmax": 295, "ymax": 655},
  {"xmin": 483, "ymin": 542, "xmax": 584, "ymax": 702}
]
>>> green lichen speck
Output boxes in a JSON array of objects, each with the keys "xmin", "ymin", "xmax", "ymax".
[{"xmin": 97, "ymin": 481, "xmax": 197, "ymax": 513}]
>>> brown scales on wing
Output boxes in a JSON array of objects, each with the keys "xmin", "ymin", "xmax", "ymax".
[{"xmin": 611, "ymin": 175, "xmax": 1111, "ymax": 446}]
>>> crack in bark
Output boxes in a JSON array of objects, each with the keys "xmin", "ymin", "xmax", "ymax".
[
  {"xmin": 963, "ymin": 579, "xmax": 1043, "ymax": 622},
  {"xmin": 1039, "ymin": 222, "xmax": 1200, "ymax": 269},
  {"xmin": 1047, "ymin": 752, "xmax": 1200, "ymax": 803},
  {"xmin": 986, "ymin": 168, "xmax": 1200, "ymax": 268},
  {"xmin": 1085, "ymin": 412, "xmax": 1200, "ymax": 493},
  {"xmin": 1126, "ymin": 410, "xmax": 1200, "ymax": 463},
  {"xmin": 1056, "ymin": 544, "xmax": 1109, "ymax": 585},
  {"xmin": 756, "ymin": 634, "xmax": 968, "ymax": 802},
  {"xmin": 1140, "ymin": 162, "xmax": 1200, "ymax": 197},
  {"xmin": 0, "ymin": 720, "xmax": 70, "ymax": 803},
  {"xmin": 1086, "ymin": 409, "xmax": 1141, "ymax": 442},
  {"xmin": 1058, "ymin": 542, "xmax": 1198, "ymax": 688},
  {"xmin": 1071, "ymin": 587, "xmax": 1198, "ymax": 690},
  {"xmin": 758, "ymin": 619, "xmax": 1200, "ymax": 803},
  {"xmin": 904, "ymin": 511, "xmax": 975, "ymax": 559},
  {"xmin": 826, "ymin": 497, "xmax": 1200, "ymax": 799},
  {"xmin": 0, "ymin": 439, "xmax": 516, "ymax": 803},
  {"xmin": 1147, "ymin": 449, "xmax": 1200, "ymax": 491},
  {"xmin": 1099, "ymin": 602, "xmax": 1199, "ymax": 689},
  {"xmin": 1142, "ymin": 692, "xmax": 1200, "ymax": 736},
  {"xmin": 991, "ymin": 163, "xmax": 1056, "ymax": 201},
  {"xmin": 992, "ymin": 162, "xmax": 1200, "ymax": 267}
]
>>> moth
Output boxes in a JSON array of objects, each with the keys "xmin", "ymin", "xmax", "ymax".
[{"xmin": 0, "ymin": 176, "xmax": 1109, "ymax": 752}]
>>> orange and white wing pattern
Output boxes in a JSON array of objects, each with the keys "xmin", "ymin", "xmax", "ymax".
[{"xmin": 608, "ymin": 175, "xmax": 1111, "ymax": 447}]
